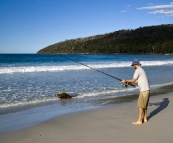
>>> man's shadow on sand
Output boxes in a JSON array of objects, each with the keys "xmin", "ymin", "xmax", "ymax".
[{"xmin": 148, "ymin": 98, "xmax": 169, "ymax": 121}]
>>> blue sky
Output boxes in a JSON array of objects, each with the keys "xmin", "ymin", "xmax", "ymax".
[{"xmin": 0, "ymin": 0, "xmax": 173, "ymax": 53}]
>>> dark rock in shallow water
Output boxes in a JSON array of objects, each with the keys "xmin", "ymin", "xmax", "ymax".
[{"xmin": 57, "ymin": 92, "xmax": 77, "ymax": 99}]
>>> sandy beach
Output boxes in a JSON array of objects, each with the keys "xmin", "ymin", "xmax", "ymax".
[{"xmin": 0, "ymin": 92, "xmax": 172, "ymax": 143}]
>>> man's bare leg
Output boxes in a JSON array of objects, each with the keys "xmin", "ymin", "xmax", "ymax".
[
  {"xmin": 143, "ymin": 109, "xmax": 148, "ymax": 122},
  {"xmin": 132, "ymin": 108, "xmax": 143, "ymax": 124}
]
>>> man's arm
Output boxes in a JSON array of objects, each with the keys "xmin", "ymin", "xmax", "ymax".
[{"xmin": 122, "ymin": 78, "xmax": 138, "ymax": 83}]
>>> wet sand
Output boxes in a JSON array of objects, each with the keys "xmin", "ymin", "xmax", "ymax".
[{"xmin": 0, "ymin": 92, "xmax": 172, "ymax": 143}]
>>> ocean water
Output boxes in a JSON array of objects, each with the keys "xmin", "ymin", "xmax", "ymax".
[{"xmin": 0, "ymin": 54, "xmax": 173, "ymax": 134}]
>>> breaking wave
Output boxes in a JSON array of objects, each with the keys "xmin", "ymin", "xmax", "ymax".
[{"xmin": 0, "ymin": 60, "xmax": 173, "ymax": 74}]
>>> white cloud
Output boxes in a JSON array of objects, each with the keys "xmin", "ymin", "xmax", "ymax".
[
  {"xmin": 119, "ymin": 5, "xmax": 130, "ymax": 13},
  {"xmin": 149, "ymin": 10, "xmax": 173, "ymax": 16},
  {"xmin": 119, "ymin": 10, "xmax": 127, "ymax": 13},
  {"xmin": 119, "ymin": 9, "xmax": 130, "ymax": 13},
  {"xmin": 137, "ymin": 2, "xmax": 173, "ymax": 16}
]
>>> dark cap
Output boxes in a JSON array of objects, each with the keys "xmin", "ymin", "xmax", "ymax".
[{"xmin": 131, "ymin": 60, "xmax": 141, "ymax": 66}]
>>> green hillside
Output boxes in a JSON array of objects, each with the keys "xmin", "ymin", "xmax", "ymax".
[{"xmin": 37, "ymin": 24, "xmax": 173, "ymax": 54}]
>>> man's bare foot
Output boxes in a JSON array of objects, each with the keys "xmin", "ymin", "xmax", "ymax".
[
  {"xmin": 142, "ymin": 119, "xmax": 148, "ymax": 122},
  {"xmin": 132, "ymin": 121, "xmax": 142, "ymax": 125}
]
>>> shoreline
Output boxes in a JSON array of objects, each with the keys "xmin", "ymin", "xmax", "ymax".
[
  {"xmin": 1, "ymin": 83, "xmax": 173, "ymax": 116},
  {"xmin": 0, "ymin": 84, "xmax": 173, "ymax": 135},
  {"xmin": 0, "ymin": 91, "xmax": 173, "ymax": 143}
]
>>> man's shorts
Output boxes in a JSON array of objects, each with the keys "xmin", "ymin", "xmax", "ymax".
[{"xmin": 137, "ymin": 91, "xmax": 150, "ymax": 109}]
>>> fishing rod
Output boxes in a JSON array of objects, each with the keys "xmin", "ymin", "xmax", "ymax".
[{"xmin": 58, "ymin": 55, "xmax": 139, "ymax": 89}]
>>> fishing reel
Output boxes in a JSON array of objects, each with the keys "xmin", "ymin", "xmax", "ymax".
[{"xmin": 122, "ymin": 82, "xmax": 128, "ymax": 88}]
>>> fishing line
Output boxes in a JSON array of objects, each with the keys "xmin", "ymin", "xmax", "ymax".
[{"xmin": 58, "ymin": 55, "xmax": 139, "ymax": 89}]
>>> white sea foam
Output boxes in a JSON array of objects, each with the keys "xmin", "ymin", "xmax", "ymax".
[
  {"xmin": 0, "ymin": 88, "xmax": 133, "ymax": 109},
  {"xmin": 0, "ymin": 65, "xmax": 87, "ymax": 74},
  {"xmin": 0, "ymin": 60, "xmax": 173, "ymax": 74},
  {"xmin": 79, "ymin": 81, "xmax": 173, "ymax": 99},
  {"xmin": 1, "ymin": 82, "xmax": 173, "ymax": 109},
  {"xmin": 78, "ymin": 87, "xmax": 136, "ymax": 98},
  {"xmin": 150, "ymin": 82, "xmax": 173, "ymax": 88},
  {"xmin": 0, "ymin": 97, "xmax": 59, "ymax": 109}
]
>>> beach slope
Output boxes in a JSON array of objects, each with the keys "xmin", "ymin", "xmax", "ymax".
[{"xmin": 0, "ymin": 93, "xmax": 172, "ymax": 143}]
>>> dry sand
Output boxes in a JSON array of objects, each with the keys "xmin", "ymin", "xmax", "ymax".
[{"xmin": 0, "ymin": 92, "xmax": 172, "ymax": 143}]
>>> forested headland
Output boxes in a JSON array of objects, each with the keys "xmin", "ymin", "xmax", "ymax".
[{"xmin": 37, "ymin": 24, "xmax": 173, "ymax": 54}]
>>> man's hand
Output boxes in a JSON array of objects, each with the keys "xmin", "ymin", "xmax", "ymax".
[{"xmin": 121, "ymin": 79, "xmax": 126, "ymax": 83}]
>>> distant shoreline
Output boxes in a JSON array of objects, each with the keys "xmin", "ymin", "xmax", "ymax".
[
  {"xmin": 0, "ymin": 53, "xmax": 173, "ymax": 55},
  {"xmin": 37, "ymin": 24, "xmax": 173, "ymax": 54}
]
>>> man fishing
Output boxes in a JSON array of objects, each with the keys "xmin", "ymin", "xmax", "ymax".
[{"xmin": 122, "ymin": 60, "xmax": 150, "ymax": 125}]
